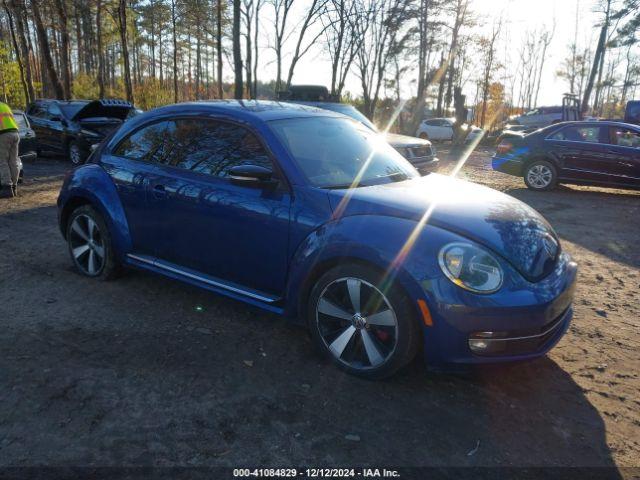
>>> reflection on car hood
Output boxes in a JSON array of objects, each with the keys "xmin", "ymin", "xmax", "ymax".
[
  {"xmin": 327, "ymin": 173, "xmax": 560, "ymax": 281},
  {"xmin": 385, "ymin": 132, "xmax": 431, "ymax": 147}
]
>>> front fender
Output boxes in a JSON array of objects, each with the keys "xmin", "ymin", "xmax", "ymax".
[
  {"xmin": 283, "ymin": 214, "xmax": 460, "ymax": 322},
  {"xmin": 57, "ymin": 164, "xmax": 132, "ymax": 262}
]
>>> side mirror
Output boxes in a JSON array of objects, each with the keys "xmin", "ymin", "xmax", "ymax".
[{"xmin": 229, "ymin": 164, "xmax": 275, "ymax": 187}]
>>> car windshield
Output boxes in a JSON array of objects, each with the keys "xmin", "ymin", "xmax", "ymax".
[
  {"xmin": 59, "ymin": 101, "xmax": 89, "ymax": 118},
  {"xmin": 13, "ymin": 113, "xmax": 27, "ymax": 129},
  {"xmin": 269, "ymin": 116, "xmax": 419, "ymax": 189}
]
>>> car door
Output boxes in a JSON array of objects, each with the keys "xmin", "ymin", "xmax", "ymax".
[
  {"xmin": 44, "ymin": 102, "xmax": 67, "ymax": 153},
  {"xmin": 103, "ymin": 120, "xmax": 174, "ymax": 257},
  {"xmin": 440, "ymin": 120, "xmax": 454, "ymax": 140},
  {"xmin": 26, "ymin": 102, "xmax": 52, "ymax": 150},
  {"xmin": 546, "ymin": 125, "xmax": 611, "ymax": 183},
  {"xmin": 143, "ymin": 117, "xmax": 292, "ymax": 296},
  {"xmin": 604, "ymin": 126, "xmax": 640, "ymax": 187}
]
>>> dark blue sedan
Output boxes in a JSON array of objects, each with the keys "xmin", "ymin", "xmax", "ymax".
[
  {"xmin": 493, "ymin": 121, "xmax": 640, "ymax": 191},
  {"xmin": 57, "ymin": 101, "xmax": 577, "ymax": 378}
]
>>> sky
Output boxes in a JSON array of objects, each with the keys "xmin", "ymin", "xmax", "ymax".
[{"xmin": 255, "ymin": 0, "xmax": 605, "ymax": 107}]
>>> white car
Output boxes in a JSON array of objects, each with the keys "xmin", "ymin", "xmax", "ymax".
[
  {"xmin": 417, "ymin": 118, "xmax": 484, "ymax": 143},
  {"xmin": 416, "ymin": 118, "xmax": 456, "ymax": 141}
]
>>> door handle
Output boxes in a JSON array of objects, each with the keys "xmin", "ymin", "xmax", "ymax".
[{"xmin": 152, "ymin": 184, "xmax": 167, "ymax": 199}]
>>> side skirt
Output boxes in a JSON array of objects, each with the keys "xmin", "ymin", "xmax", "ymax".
[{"xmin": 125, "ymin": 253, "xmax": 284, "ymax": 315}]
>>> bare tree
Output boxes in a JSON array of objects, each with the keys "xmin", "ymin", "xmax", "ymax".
[
  {"xmin": 53, "ymin": 0, "xmax": 72, "ymax": 98},
  {"xmin": 96, "ymin": 0, "xmax": 105, "ymax": 97},
  {"xmin": 116, "ymin": 0, "xmax": 133, "ymax": 102},
  {"xmin": 354, "ymin": 0, "xmax": 411, "ymax": 120},
  {"xmin": 478, "ymin": 20, "xmax": 501, "ymax": 128},
  {"xmin": 270, "ymin": 0, "xmax": 329, "ymax": 91},
  {"xmin": 284, "ymin": 0, "xmax": 329, "ymax": 88},
  {"xmin": 31, "ymin": 0, "xmax": 64, "ymax": 99},
  {"xmin": 582, "ymin": 0, "xmax": 613, "ymax": 114},
  {"xmin": 323, "ymin": 0, "xmax": 361, "ymax": 97},
  {"xmin": 2, "ymin": 0, "xmax": 29, "ymax": 103},
  {"xmin": 233, "ymin": 0, "xmax": 243, "ymax": 98},
  {"xmin": 172, "ymin": 0, "xmax": 179, "ymax": 102},
  {"xmin": 216, "ymin": 0, "xmax": 224, "ymax": 98}
]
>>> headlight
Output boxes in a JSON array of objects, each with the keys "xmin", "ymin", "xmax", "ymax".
[{"xmin": 438, "ymin": 243, "xmax": 503, "ymax": 293}]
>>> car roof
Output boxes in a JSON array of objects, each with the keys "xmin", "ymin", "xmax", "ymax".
[
  {"xmin": 137, "ymin": 100, "xmax": 342, "ymax": 123},
  {"xmin": 549, "ymin": 120, "xmax": 640, "ymax": 129}
]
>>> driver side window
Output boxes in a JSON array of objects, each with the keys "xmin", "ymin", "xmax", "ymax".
[{"xmin": 160, "ymin": 119, "xmax": 272, "ymax": 178}]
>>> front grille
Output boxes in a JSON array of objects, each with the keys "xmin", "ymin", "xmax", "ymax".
[{"xmin": 410, "ymin": 145, "xmax": 433, "ymax": 158}]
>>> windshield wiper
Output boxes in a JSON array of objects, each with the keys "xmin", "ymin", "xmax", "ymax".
[{"xmin": 323, "ymin": 182, "xmax": 361, "ymax": 190}]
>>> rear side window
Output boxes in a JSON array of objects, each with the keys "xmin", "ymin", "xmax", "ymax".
[
  {"xmin": 610, "ymin": 127, "xmax": 640, "ymax": 148},
  {"xmin": 549, "ymin": 126, "xmax": 603, "ymax": 143},
  {"xmin": 160, "ymin": 119, "xmax": 272, "ymax": 178},
  {"xmin": 113, "ymin": 121, "xmax": 171, "ymax": 162}
]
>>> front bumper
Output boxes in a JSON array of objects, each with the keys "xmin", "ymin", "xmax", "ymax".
[
  {"xmin": 422, "ymin": 252, "xmax": 578, "ymax": 366},
  {"xmin": 413, "ymin": 156, "xmax": 439, "ymax": 174}
]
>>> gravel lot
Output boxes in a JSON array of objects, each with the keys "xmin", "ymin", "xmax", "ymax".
[{"xmin": 0, "ymin": 149, "xmax": 638, "ymax": 472}]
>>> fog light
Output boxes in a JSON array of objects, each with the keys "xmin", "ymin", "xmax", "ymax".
[
  {"xmin": 469, "ymin": 331, "xmax": 507, "ymax": 355},
  {"xmin": 469, "ymin": 339, "xmax": 489, "ymax": 351}
]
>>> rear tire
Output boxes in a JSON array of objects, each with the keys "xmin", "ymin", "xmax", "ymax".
[
  {"xmin": 307, "ymin": 264, "xmax": 421, "ymax": 380},
  {"xmin": 524, "ymin": 160, "xmax": 557, "ymax": 191},
  {"xmin": 419, "ymin": 133, "xmax": 429, "ymax": 140},
  {"xmin": 66, "ymin": 205, "xmax": 121, "ymax": 280}
]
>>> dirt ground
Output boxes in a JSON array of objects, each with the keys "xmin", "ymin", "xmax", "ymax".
[{"xmin": 0, "ymin": 148, "xmax": 638, "ymax": 473}]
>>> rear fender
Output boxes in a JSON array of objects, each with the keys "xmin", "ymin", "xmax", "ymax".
[{"xmin": 57, "ymin": 164, "xmax": 132, "ymax": 262}]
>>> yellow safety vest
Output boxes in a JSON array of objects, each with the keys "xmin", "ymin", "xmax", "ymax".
[{"xmin": 0, "ymin": 102, "xmax": 18, "ymax": 132}]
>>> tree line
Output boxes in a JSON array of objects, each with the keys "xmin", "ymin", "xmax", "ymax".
[{"xmin": 0, "ymin": 0, "xmax": 638, "ymax": 132}]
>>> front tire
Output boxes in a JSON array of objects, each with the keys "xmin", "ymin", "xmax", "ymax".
[
  {"xmin": 524, "ymin": 160, "xmax": 557, "ymax": 191},
  {"xmin": 66, "ymin": 205, "xmax": 120, "ymax": 280},
  {"xmin": 307, "ymin": 264, "xmax": 421, "ymax": 380}
]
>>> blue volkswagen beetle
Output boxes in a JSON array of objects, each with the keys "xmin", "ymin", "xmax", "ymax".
[{"xmin": 57, "ymin": 101, "xmax": 577, "ymax": 379}]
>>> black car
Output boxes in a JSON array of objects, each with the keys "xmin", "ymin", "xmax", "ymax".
[
  {"xmin": 26, "ymin": 99, "xmax": 134, "ymax": 165},
  {"xmin": 493, "ymin": 121, "xmax": 640, "ymax": 191}
]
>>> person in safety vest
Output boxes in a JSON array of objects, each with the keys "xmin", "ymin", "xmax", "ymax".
[{"xmin": 0, "ymin": 102, "xmax": 20, "ymax": 198}]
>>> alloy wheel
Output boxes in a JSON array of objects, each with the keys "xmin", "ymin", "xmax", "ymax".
[
  {"xmin": 69, "ymin": 214, "xmax": 105, "ymax": 276},
  {"xmin": 527, "ymin": 164, "xmax": 553, "ymax": 189},
  {"xmin": 316, "ymin": 277, "xmax": 398, "ymax": 370}
]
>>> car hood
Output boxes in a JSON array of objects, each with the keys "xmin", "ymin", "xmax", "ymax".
[
  {"xmin": 327, "ymin": 174, "xmax": 560, "ymax": 281},
  {"xmin": 385, "ymin": 132, "xmax": 431, "ymax": 147},
  {"xmin": 71, "ymin": 99, "xmax": 134, "ymax": 121}
]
